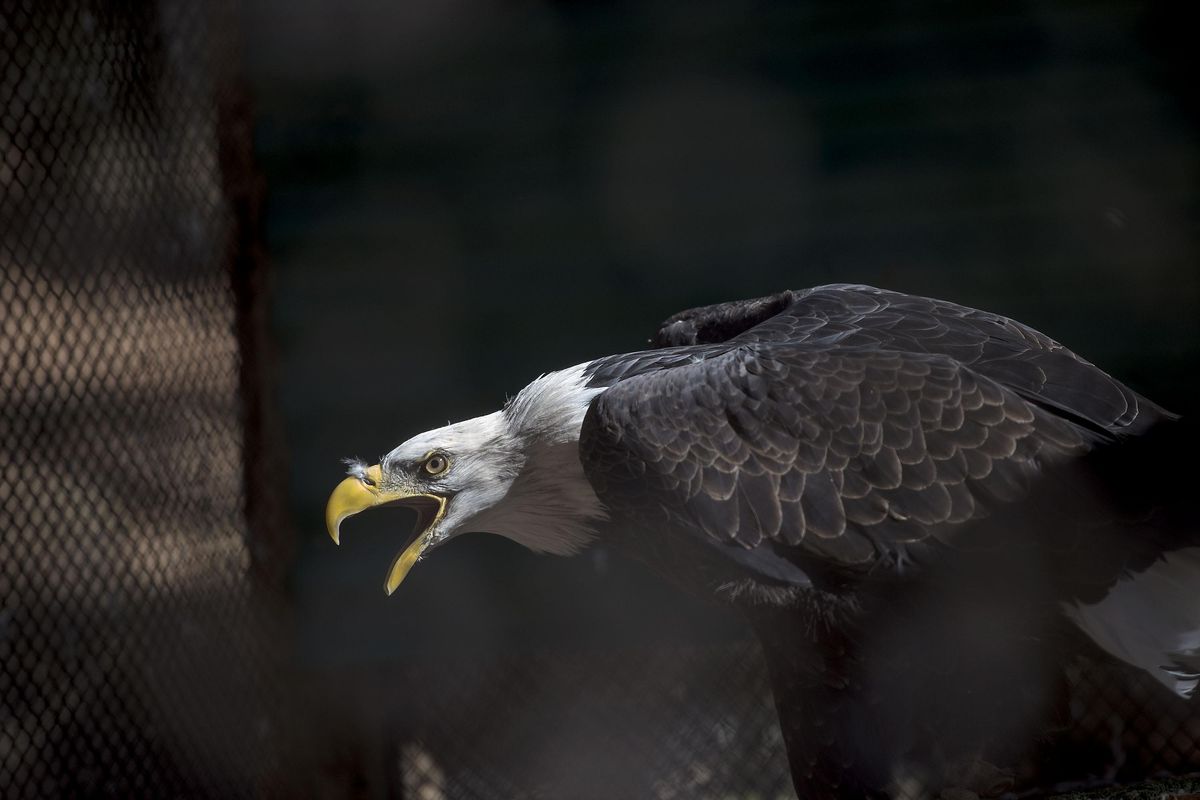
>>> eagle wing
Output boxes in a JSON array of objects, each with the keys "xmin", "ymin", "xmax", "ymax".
[
  {"xmin": 579, "ymin": 285, "xmax": 1172, "ymax": 576},
  {"xmin": 628, "ymin": 285, "xmax": 1166, "ymax": 437},
  {"xmin": 580, "ymin": 342, "xmax": 1093, "ymax": 573}
]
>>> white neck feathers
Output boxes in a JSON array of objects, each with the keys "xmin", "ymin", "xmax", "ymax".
[{"xmin": 469, "ymin": 364, "xmax": 607, "ymax": 554}]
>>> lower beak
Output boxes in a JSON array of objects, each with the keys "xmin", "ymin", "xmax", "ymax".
[{"xmin": 325, "ymin": 464, "xmax": 448, "ymax": 595}]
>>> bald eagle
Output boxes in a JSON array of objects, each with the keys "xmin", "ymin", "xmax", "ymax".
[{"xmin": 326, "ymin": 285, "xmax": 1198, "ymax": 798}]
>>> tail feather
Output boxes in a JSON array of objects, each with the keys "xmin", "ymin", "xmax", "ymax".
[{"xmin": 1066, "ymin": 546, "xmax": 1200, "ymax": 698}]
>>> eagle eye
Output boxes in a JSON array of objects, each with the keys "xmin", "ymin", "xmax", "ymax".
[{"xmin": 422, "ymin": 454, "xmax": 450, "ymax": 476}]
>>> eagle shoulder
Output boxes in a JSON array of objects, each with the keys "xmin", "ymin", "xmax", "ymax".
[{"xmin": 580, "ymin": 342, "xmax": 1092, "ymax": 576}]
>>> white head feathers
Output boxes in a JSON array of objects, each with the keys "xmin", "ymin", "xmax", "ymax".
[{"xmin": 381, "ymin": 363, "xmax": 607, "ymax": 555}]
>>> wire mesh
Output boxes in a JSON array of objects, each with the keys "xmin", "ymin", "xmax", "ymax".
[
  {"xmin": 299, "ymin": 644, "xmax": 1200, "ymax": 799},
  {"xmin": 0, "ymin": 1, "xmax": 283, "ymax": 797},
  {"xmin": 1, "ymin": 1, "xmax": 1198, "ymax": 798},
  {"xmin": 378, "ymin": 642, "xmax": 794, "ymax": 800}
]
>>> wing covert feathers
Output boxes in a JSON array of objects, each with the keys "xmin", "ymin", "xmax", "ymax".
[
  {"xmin": 580, "ymin": 285, "xmax": 1170, "ymax": 575},
  {"xmin": 582, "ymin": 345, "xmax": 1090, "ymax": 572}
]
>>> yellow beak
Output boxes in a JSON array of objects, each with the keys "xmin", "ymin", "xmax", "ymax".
[{"xmin": 324, "ymin": 464, "xmax": 447, "ymax": 595}]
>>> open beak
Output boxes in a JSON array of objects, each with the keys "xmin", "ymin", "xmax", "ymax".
[{"xmin": 325, "ymin": 464, "xmax": 448, "ymax": 595}]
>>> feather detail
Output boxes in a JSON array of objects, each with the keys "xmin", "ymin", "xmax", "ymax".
[
  {"xmin": 1065, "ymin": 547, "xmax": 1200, "ymax": 698},
  {"xmin": 469, "ymin": 364, "xmax": 609, "ymax": 554}
]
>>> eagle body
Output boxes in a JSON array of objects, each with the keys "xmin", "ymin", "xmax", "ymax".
[{"xmin": 327, "ymin": 285, "xmax": 1199, "ymax": 798}]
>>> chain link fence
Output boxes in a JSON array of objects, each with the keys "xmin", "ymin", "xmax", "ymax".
[
  {"xmin": 2, "ymin": 1, "xmax": 1198, "ymax": 798},
  {"xmin": 290, "ymin": 644, "xmax": 1200, "ymax": 799},
  {"xmin": 334, "ymin": 642, "xmax": 793, "ymax": 800},
  {"xmin": 0, "ymin": 1, "xmax": 286, "ymax": 796}
]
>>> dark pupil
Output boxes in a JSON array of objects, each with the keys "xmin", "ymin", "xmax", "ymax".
[{"xmin": 428, "ymin": 457, "xmax": 443, "ymax": 473}]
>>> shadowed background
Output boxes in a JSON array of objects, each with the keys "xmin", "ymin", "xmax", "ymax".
[
  {"xmin": 250, "ymin": 0, "xmax": 1200, "ymax": 614},
  {"xmin": 244, "ymin": 0, "xmax": 1199, "ymax": 794},
  {"xmin": 0, "ymin": 0, "xmax": 1196, "ymax": 797}
]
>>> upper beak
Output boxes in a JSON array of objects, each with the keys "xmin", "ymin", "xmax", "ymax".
[{"xmin": 325, "ymin": 464, "xmax": 447, "ymax": 595}]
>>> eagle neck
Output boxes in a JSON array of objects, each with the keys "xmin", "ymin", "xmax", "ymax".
[{"xmin": 472, "ymin": 364, "xmax": 608, "ymax": 555}]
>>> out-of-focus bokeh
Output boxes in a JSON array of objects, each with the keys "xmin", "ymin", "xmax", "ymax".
[
  {"xmin": 249, "ymin": 2, "xmax": 1198, "ymax": 790},
  {"xmin": 251, "ymin": 0, "xmax": 1200, "ymax": 650},
  {"xmin": 1, "ymin": 0, "xmax": 1197, "ymax": 797}
]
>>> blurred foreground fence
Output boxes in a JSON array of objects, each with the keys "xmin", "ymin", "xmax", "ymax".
[
  {"xmin": 0, "ymin": 1, "xmax": 288, "ymax": 796},
  {"xmin": 1, "ymin": 2, "xmax": 1198, "ymax": 799},
  {"xmin": 299, "ymin": 646, "xmax": 1200, "ymax": 800}
]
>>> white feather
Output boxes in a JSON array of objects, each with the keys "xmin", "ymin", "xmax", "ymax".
[
  {"xmin": 1065, "ymin": 546, "xmax": 1200, "ymax": 698},
  {"xmin": 383, "ymin": 363, "xmax": 607, "ymax": 556},
  {"xmin": 469, "ymin": 364, "xmax": 608, "ymax": 554}
]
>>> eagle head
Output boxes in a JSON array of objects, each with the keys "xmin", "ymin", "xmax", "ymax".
[
  {"xmin": 325, "ymin": 412, "xmax": 524, "ymax": 594},
  {"xmin": 324, "ymin": 365, "xmax": 606, "ymax": 595}
]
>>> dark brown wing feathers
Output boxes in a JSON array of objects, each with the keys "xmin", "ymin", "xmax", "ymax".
[
  {"xmin": 584, "ymin": 344, "xmax": 1089, "ymax": 571},
  {"xmin": 580, "ymin": 285, "xmax": 1171, "ymax": 575}
]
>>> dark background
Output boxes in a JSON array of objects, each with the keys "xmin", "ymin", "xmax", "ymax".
[
  {"xmin": 4, "ymin": 2, "xmax": 1197, "ymax": 797},
  {"xmin": 243, "ymin": 0, "xmax": 1200, "ymax": 668}
]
